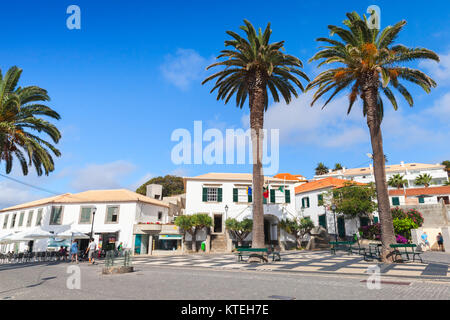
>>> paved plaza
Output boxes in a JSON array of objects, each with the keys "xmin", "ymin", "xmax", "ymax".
[
  {"xmin": 0, "ymin": 250, "xmax": 449, "ymax": 300},
  {"xmin": 127, "ymin": 250, "xmax": 450, "ymax": 280}
]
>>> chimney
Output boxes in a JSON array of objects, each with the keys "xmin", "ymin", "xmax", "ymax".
[
  {"xmin": 146, "ymin": 184, "xmax": 163, "ymax": 200},
  {"xmin": 342, "ymin": 167, "xmax": 346, "ymax": 173},
  {"xmin": 400, "ymin": 161, "xmax": 405, "ymax": 167}
]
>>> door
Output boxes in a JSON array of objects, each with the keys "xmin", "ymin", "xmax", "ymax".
[
  {"xmin": 134, "ymin": 235, "xmax": 142, "ymax": 254},
  {"xmin": 318, "ymin": 214, "xmax": 327, "ymax": 230},
  {"xmin": 337, "ymin": 217, "xmax": 346, "ymax": 239},
  {"xmin": 213, "ymin": 214, "xmax": 223, "ymax": 233},
  {"xmin": 264, "ymin": 219, "xmax": 270, "ymax": 244}
]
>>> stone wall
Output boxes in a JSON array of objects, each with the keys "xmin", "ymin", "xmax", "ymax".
[{"xmin": 398, "ymin": 201, "xmax": 449, "ymax": 227}]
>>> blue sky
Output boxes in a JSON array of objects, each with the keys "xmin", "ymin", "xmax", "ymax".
[{"xmin": 0, "ymin": 0, "xmax": 449, "ymax": 207}]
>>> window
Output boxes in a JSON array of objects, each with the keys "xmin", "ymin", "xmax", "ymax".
[
  {"xmin": 35, "ymin": 209, "xmax": 43, "ymax": 226},
  {"xmin": 79, "ymin": 207, "xmax": 93, "ymax": 224},
  {"xmin": 11, "ymin": 213, "xmax": 17, "ymax": 228},
  {"xmin": 301, "ymin": 197, "xmax": 310, "ymax": 208},
  {"xmin": 202, "ymin": 187, "xmax": 222, "ymax": 202},
  {"xmin": 233, "ymin": 188, "xmax": 251, "ymax": 203},
  {"xmin": 418, "ymin": 197, "xmax": 425, "ymax": 204},
  {"xmin": 49, "ymin": 206, "xmax": 63, "ymax": 225},
  {"xmin": 106, "ymin": 206, "xmax": 119, "ymax": 223},
  {"xmin": 392, "ymin": 197, "xmax": 400, "ymax": 206},
  {"xmin": 26, "ymin": 210, "xmax": 34, "ymax": 227},
  {"xmin": 18, "ymin": 211, "xmax": 25, "ymax": 227},
  {"xmin": 2, "ymin": 215, "xmax": 9, "ymax": 229},
  {"xmin": 158, "ymin": 211, "xmax": 163, "ymax": 221},
  {"xmin": 318, "ymin": 194, "xmax": 324, "ymax": 206}
]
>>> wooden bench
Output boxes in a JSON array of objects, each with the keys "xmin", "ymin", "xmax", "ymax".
[
  {"xmin": 390, "ymin": 244, "xmax": 423, "ymax": 263},
  {"xmin": 330, "ymin": 241, "xmax": 354, "ymax": 255},
  {"xmin": 235, "ymin": 248, "xmax": 269, "ymax": 263}
]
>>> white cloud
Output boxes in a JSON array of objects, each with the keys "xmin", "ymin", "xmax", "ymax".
[
  {"xmin": 70, "ymin": 161, "xmax": 136, "ymax": 191},
  {"xmin": 241, "ymin": 92, "xmax": 368, "ymax": 148},
  {"xmin": 128, "ymin": 172, "xmax": 153, "ymax": 192},
  {"xmin": 419, "ymin": 51, "xmax": 450, "ymax": 85},
  {"xmin": 0, "ymin": 179, "xmax": 42, "ymax": 209},
  {"xmin": 160, "ymin": 49, "xmax": 214, "ymax": 91}
]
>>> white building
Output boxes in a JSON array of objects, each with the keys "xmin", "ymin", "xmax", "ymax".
[
  {"xmin": 183, "ymin": 173, "xmax": 298, "ymax": 250},
  {"xmin": 295, "ymin": 177, "xmax": 376, "ymax": 238},
  {"xmin": 388, "ymin": 186, "xmax": 450, "ymax": 206},
  {"xmin": 313, "ymin": 162, "xmax": 448, "ymax": 188},
  {"xmin": 0, "ymin": 189, "xmax": 181, "ymax": 255}
]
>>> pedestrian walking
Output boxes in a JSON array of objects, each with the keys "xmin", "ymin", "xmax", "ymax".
[
  {"xmin": 86, "ymin": 238, "xmax": 97, "ymax": 264},
  {"xmin": 437, "ymin": 232, "xmax": 444, "ymax": 252},
  {"xmin": 421, "ymin": 232, "xmax": 431, "ymax": 251},
  {"xmin": 70, "ymin": 240, "xmax": 79, "ymax": 263}
]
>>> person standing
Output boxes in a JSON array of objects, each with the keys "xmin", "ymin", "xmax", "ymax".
[
  {"xmin": 421, "ymin": 232, "xmax": 431, "ymax": 251},
  {"xmin": 86, "ymin": 238, "xmax": 97, "ymax": 265},
  {"xmin": 70, "ymin": 240, "xmax": 78, "ymax": 263},
  {"xmin": 437, "ymin": 233, "xmax": 444, "ymax": 252}
]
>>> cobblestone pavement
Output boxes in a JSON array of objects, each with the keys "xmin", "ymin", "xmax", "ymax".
[{"xmin": 125, "ymin": 250, "xmax": 450, "ymax": 281}]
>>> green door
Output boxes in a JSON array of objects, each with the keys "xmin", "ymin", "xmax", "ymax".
[
  {"xmin": 337, "ymin": 217, "xmax": 346, "ymax": 238},
  {"xmin": 318, "ymin": 214, "xmax": 327, "ymax": 230},
  {"xmin": 134, "ymin": 235, "xmax": 142, "ymax": 254}
]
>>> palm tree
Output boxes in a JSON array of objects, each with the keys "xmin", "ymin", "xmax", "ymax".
[
  {"xmin": 202, "ymin": 20, "xmax": 309, "ymax": 249},
  {"xmin": 415, "ymin": 173, "xmax": 433, "ymax": 187},
  {"xmin": 441, "ymin": 160, "xmax": 450, "ymax": 178},
  {"xmin": 388, "ymin": 174, "xmax": 408, "ymax": 189},
  {"xmin": 333, "ymin": 163, "xmax": 343, "ymax": 171},
  {"xmin": 0, "ymin": 66, "xmax": 61, "ymax": 175},
  {"xmin": 306, "ymin": 12, "xmax": 439, "ymax": 262},
  {"xmin": 315, "ymin": 162, "xmax": 329, "ymax": 175}
]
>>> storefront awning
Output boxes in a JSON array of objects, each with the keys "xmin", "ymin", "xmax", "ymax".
[
  {"xmin": 94, "ymin": 226, "xmax": 121, "ymax": 234},
  {"xmin": 159, "ymin": 234, "xmax": 182, "ymax": 240}
]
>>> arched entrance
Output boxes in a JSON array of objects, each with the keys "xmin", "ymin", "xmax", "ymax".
[{"xmin": 263, "ymin": 214, "xmax": 279, "ymax": 245}]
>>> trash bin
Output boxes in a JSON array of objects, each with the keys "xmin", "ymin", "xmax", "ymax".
[{"xmin": 201, "ymin": 241, "xmax": 206, "ymax": 252}]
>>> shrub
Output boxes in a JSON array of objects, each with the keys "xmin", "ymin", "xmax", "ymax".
[
  {"xmin": 396, "ymin": 234, "xmax": 408, "ymax": 244},
  {"xmin": 359, "ymin": 223, "xmax": 381, "ymax": 240},
  {"xmin": 393, "ymin": 217, "xmax": 418, "ymax": 240}
]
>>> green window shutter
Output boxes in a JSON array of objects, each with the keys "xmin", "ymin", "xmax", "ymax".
[
  {"xmin": 374, "ymin": 216, "xmax": 379, "ymax": 223},
  {"xmin": 392, "ymin": 197, "xmax": 400, "ymax": 206},
  {"xmin": 318, "ymin": 194, "xmax": 323, "ymax": 206},
  {"xmin": 248, "ymin": 193, "xmax": 252, "ymax": 203},
  {"xmin": 285, "ymin": 190, "xmax": 290, "ymax": 203},
  {"xmin": 270, "ymin": 189, "xmax": 275, "ymax": 203},
  {"xmin": 301, "ymin": 198, "xmax": 305, "ymax": 208},
  {"xmin": 306, "ymin": 197, "xmax": 310, "ymax": 208},
  {"xmin": 202, "ymin": 188, "xmax": 208, "ymax": 202},
  {"xmin": 419, "ymin": 197, "xmax": 424, "ymax": 204},
  {"xmin": 218, "ymin": 188, "xmax": 222, "ymax": 202},
  {"xmin": 233, "ymin": 188, "xmax": 238, "ymax": 202}
]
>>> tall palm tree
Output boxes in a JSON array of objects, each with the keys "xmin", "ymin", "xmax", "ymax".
[
  {"xmin": 333, "ymin": 163, "xmax": 343, "ymax": 171},
  {"xmin": 415, "ymin": 173, "xmax": 433, "ymax": 187},
  {"xmin": 202, "ymin": 20, "xmax": 309, "ymax": 249},
  {"xmin": 388, "ymin": 173, "xmax": 408, "ymax": 189},
  {"xmin": 315, "ymin": 162, "xmax": 329, "ymax": 175},
  {"xmin": 306, "ymin": 12, "xmax": 439, "ymax": 262},
  {"xmin": 0, "ymin": 66, "xmax": 61, "ymax": 175}
]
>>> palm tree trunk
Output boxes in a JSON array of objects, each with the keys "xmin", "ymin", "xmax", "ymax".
[
  {"xmin": 191, "ymin": 230, "xmax": 197, "ymax": 252},
  {"xmin": 248, "ymin": 70, "xmax": 266, "ymax": 250},
  {"xmin": 363, "ymin": 71, "xmax": 396, "ymax": 263}
]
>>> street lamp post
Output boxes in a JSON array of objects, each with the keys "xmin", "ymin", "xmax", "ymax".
[
  {"xmin": 90, "ymin": 207, "xmax": 97, "ymax": 240},
  {"xmin": 331, "ymin": 204, "xmax": 338, "ymax": 241}
]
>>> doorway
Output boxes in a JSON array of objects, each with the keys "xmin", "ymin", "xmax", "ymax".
[
  {"xmin": 213, "ymin": 214, "xmax": 223, "ymax": 233},
  {"xmin": 337, "ymin": 217, "xmax": 346, "ymax": 239}
]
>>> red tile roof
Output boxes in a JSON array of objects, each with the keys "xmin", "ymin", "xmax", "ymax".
[
  {"xmin": 389, "ymin": 186, "xmax": 450, "ymax": 197},
  {"xmin": 274, "ymin": 173, "xmax": 308, "ymax": 181},
  {"xmin": 295, "ymin": 177, "xmax": 365, "ymax": 194}
]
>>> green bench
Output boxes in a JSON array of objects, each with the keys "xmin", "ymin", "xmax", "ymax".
[
  {"xmin": 364, "ymin": 243, "xmax": 382, "ymax": 261},
  {"xmin": 390, "ymin": 244, "xmax": 423, "ymax": 263},
  {"xmin": 330, "ymin": 241, "xmax": 354, "ymax": 255},
  {"xmin": 235, "ymin": 248, "xmax": 268, "ymax": 263}
]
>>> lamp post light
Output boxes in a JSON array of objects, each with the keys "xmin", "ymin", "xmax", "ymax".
[
  {"xmin": 90, "ymin": 207, "xmax": 97, "ymax": 240},
  {"xmin": 331, "ymin": 204, "xmax": 338, "ymax": 241},
  {"xmin": 224, "ymin": 205, "xmax": 229, "ymax": 223}
]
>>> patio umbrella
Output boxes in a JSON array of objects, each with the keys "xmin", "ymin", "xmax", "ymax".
[
  {"xmin": 6, "ymin": 228, "xmax": 55, "ymax": 242},
  {"xmin": 0, "ymin": 232, "xmax": 15, "ymax": 244},
  {"xmin": 55, "ymin": 229, "xmax": 90, "ymax": 239}
]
